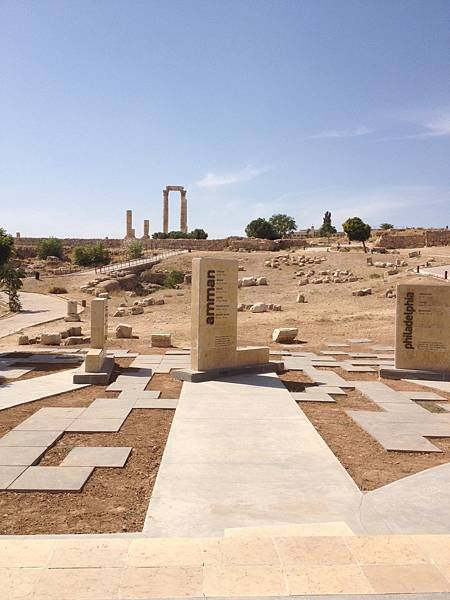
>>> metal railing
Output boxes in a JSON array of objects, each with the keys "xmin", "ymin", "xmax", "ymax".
[{"xmin": 97, "ymin": 249, "xmax": 189, "ymax": 274}]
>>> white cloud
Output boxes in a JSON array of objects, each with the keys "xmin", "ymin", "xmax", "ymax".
[
  {"xmin": 380, "ymin": 109, "xmax": 450, "ymax": 140},
  {"xmin": 196, "ymin": 165, "xmax": 268, "ymax": 188},
  {"xmin": 307, "ymin": 126, "xmax": 373, "ymax": 139}
]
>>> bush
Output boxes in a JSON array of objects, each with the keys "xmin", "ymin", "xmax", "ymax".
[
  {"xmin": 190, "ymin": 228, "xmax": 208, "ymax": 240},
  {"xmin": 245, "ymin": 218, "xmax": 278, "ymax": 240},
  {"xmin": 127, "ymin": 240, "xmax": 143, "ymax": 259},
  {"xmin": 164, "ymin": 270, "xmax": 184, "ymax": 288},
  {"xmin": 369, "ymin": 273, "xmax": 382, "ymax": 279},
  {"xmin": 73, "ymin": 243, "xmax": 111, "ymax": 267},
  {"xmin": 38, "ymin": 237, "xmax": 64, "ymax": 260},
  {"xmin": 48, "ymin": 286, "xmax": 67, "ymax": 294}
]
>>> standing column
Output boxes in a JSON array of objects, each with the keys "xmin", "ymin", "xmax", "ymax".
[
  {"xmin": 126, "ymin": 210, "xmax": 133, "ymax": 238},
  {"xmin": 163, "ymin": 189, "xmax": 169, "ymax": 233},
  {"xmin": 143, "ymin": 219, "xmax": 150, "ymax": 238},
  {"xmin": 180, "ymin": 191, "xmax": 188, "ymax": 233}
]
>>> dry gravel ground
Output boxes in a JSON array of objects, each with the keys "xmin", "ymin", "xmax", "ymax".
[{"xmin": 3, "ymin": 245, "xmax": 449, "ymax": 352}]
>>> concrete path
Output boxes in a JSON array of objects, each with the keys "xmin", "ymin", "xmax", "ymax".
[
  {"xmin": 0, "ymin": 292, "xmax": 68, "ymax": 339},
  {"xmin": 144, "ymin": 372, "xmax": 388, "ymax": 537},
  {"xmin": 419, "ymin": 264, "xmax": 450, "ymax": 280},
  {"xmin": 0, "ymin": 369, "xmax": 88, "ymax": 411}
]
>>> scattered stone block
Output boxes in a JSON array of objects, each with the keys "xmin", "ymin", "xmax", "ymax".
[
  {"xmin": 296, "ymin": 293, "xmax": 305, "ymax": 303},
  {"xmin": 41, "ymin": 333, "xmax": 61, "ymax": 346},
  {"xmin": 130, "ymin": 305, "xmax": 144, "ymax": 315},
  {"xmin": 155, "ymin": 299, "xmax": 165, "ymax": 305},
  {"xmin": 256, "ymin": 277, "xmax": 268, "ymax": 285},
  {"xmin": 272, "ymin": 328, "xmax": 298, "ymax": 343},
  {"xmin": 250, "ymin": 302, "xmax": 268, "ymax": 313},
  {"xmin": 116, "ymin": 324, "xmax": 133, "ymax": 339},
  {"xmin": 18, "ymin": 335, "xmax": 29, "ymax": 345},
  {"xmin": 85, "ymin": 349, "xmax": 106, "ymax": 373},
  {"xmin": 151, "ymin": 333, "xmax": 171, "ymax": 348}
]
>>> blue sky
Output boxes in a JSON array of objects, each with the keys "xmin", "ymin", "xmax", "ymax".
[{"xmin": 1, "ymin": 0, "xmax": 449, "ymax": 238}]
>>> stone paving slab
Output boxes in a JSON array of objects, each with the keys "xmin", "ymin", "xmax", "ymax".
[
  {"xmin": 319, "ymin": 350, "xmax": 349, "ymax": 356},
  {"xmin": 65, "ymin": 418, "xmax": 125, "ymax": 433},
  {"xmin": 406, "ymin": 379, "xmax": 450, "ymax": 394},
  {"xmin": 314, "ymin": 386, "xmax": 347, "ymax": 395},
  {"xmin": 118, "ymin": 390, "xmax": 161, "ymax": 400},
  {"xmin": 437, "ymin": 403, "xmax": 450, "ymax": 412},
  {"xmin": 9, "ymin": 466, "xmax": 94, "ymax": 491},
  {"xmin": 301, "ymin": 366, "xmax": 355, "ymax": 388},
  {"xmin": 0, "ymin": 465, "xmax": 27, "ymax": 489},
  {"xmin": 14, "ymin": 416, "xmax": 74, "ymax": 432},
  {"xmin": 0, "ymin": 430, "xmax": 62, "ymax": 447},
  {"xmin": 400, "ymin": 391, "xmax": 446, "ymax": 401},
  {"xmin": 348, "ymin": 338, "xmax": 372, "ymax": 344},
  {"xmin": 134, "ymin": 398, "xmax": 178, "ymax": 409},
  {"xmin": 80, "ymin": 399, "xmax": 133, "ymax": 420},
  {"xmin": 0, "ymin": 367, "xmax": 33, "ymax": 379},
  {"xmin": 290, "ymin": 392, "xmax": 336, "ymax": 403},
  {"xmin": 0, "ymin": 369, "xmax": 89, "ymax": 411},
  {"xmin": 61, "ymin": 446, "xmax": 131, "ymax": 467},
  {"xmin": 327, "ymin": 342, "xmax": 350, "ymax": 347},
  {"xmin": 0, "ymin": 446, "xmax": 47, "ymax": 466},
  {"xmin": 371, "ymin": 345, "xmax": 395, "ymax": 352},
  {"xmin": 340, "ymin": 363, "xmax": 376, "ymax": 373}
]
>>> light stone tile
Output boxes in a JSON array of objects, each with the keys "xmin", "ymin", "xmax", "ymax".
[
  {"xmin": 202, "ymin": 564, "xmax": 287, "ymax": 597},
  {"xmin": 9, "ymin": 466, "xmax": 94, "ymax": 491},
  {"xmin": 49, "ymin": 538, "xmax": 130, "ymax": 568},
  {"xmin": 0, "ymin": 539, "xmax": 54, "ymax": 568},
  {"xmin": 0, "ymin": 430, "xmax": 62, "ymax": 447},
  {"xmin": 275, "ymin": 535, "xmax": 355, "ymax": 566},
  {"xmin": 201, "ymin": 536, "xmax": 281, "ymax": 566},
  {"xmin": 412, "ymin": 534, "xmax": 450, "ymax": 564},
  {"xmin": 60, "ymin": 446, "xmax": 131, "ymax": 467},
  {"xmin": 65, "ymin": 418, "xmax": 125, "ymax": 432},
  {"xmin": 127, "ymin": 538, "xmax": 203, "ymax": 567},
  {"xmin": 285, "ymin": 564, "xmax": 373, "ymax": 595},
  {"xmin": 119, "ymin": 566, "xmax": 203, "ymax": 599},
  {"xmin": 0, "ymin": 446, "xmax": 47, "ymax": 466},
  {"xmin": 362, "ymin": 564, "xmax": 449, "ymax": 593},
  {"xmin": 224, "ymin": 521, "xmax": 355, "ymax": 538},
  {"xmin": 0, "ymin": 567, "xmax": 42, "ymax": 599},
  {"xmin": 34, "ymin": 567, "xmax": 122, "ymax": 600},
  {"xmin": 0, "ymin": 465, "xmax": 27, "ymax": 489},
  {"xmin": 345, "ymin": 534, "xmax": 429, "ymax": 564},
  {"xmin": 134, "ymin": 398, "xmax": 177, "ymax": 409}
]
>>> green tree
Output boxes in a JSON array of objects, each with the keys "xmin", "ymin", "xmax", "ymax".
[
  {"xmin": 319, "ymin": 211, "xmax": 337, "ymax": 237},
  {"xmin": 379, "ymin": 222, "xmax": 394, "ymax": 230},
  {"xmin": 152, "ymin": 232, "xmax": 168, "ymax": 239},
  {"xmin": 127, "ymin": 240, "xmax": 143, "ymax": 259},
  {"xmin": 189, "ymin": 228, "xmax": 208, "ymax": 240},
  {"xmin": 164, "ymin": 270, "xmax": 185, "ymax": 288},
  {"xmin": 0, "ymin": 228, "xmax": 14, "ymax": 267},
  {"xmin": 342, "ymin": 217, "xmax": 372, "ymax": 252},
  {"xmin": 268, "ymin": 214, "xmax": 297, "ymax": 238},
  {"xmin": 0, "ymin": 228, "xmax": 23, "ymax": 311},
  {"xmin": 245, "ymin": 218, "xmax": 278, "ymax": 240},
  {"xmin": 37, "ymin": 237, "xmax": 64, "ymax": 259}
]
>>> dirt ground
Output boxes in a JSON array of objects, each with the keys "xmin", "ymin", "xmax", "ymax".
[
  {"xmin": 3, "ymin": 245, "xmax": 448, "ymax": 353},
  {"xmin": 0, "ymin": 370, "xmax": 177, "ymax": 535}
]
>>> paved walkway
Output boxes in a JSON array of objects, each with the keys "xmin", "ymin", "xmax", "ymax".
[
  {"xmin": 0, "ymin": 369, "xmax": 88, "ymax": 411},
  {"xmin": 144, "ymin": 372, "xmax": 387, "ymax": 537},
  {"xmin": 0, "ymin": 292, "xmax": 68, "ymax": 339},
  {"xmin": 419, "ymin": 264, "xmax": 450, "ymax": 280}
]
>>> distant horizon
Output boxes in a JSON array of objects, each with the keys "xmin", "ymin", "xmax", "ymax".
[{"xmin": 1, "ymin": 1, "xmax": 449, "ymax": 238}]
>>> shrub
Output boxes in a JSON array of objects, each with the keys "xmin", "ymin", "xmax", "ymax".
[
  {"xmin": 73, "ymin": 244, "xmax": 111, "ymax": 267},
  {"xmin": 127, "ymin": 240, "xmax": 143, "ymax": 259},
  {"xmin": 48, "ymin": 286, "xmax": 67, "ymax": 294},
  {"xmin": 369, "ymin": 273, "xmax": 382, "ymax": 279},
  {"xmin": 164, "ymin": 270, "xmax": 184, "ymax": 288},
  {"xmin": 38, "ymin": 237, "xmax": 64, "ymax": 259},
  {"xmin": 190, "ymin": 228, "xmax": 208, "ymax": 239}
]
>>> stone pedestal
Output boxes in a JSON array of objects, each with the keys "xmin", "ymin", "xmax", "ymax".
[
  {"xmin": 64, "ymin": 300, "xmax": 81, "ymax": 322},
  {"xmin": 174, "ymin": 257, "xmax": 278, "ymax": 382}
]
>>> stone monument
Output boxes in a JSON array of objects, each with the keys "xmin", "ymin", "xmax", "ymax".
[
  {"xmin": 173, "ymin": 257, "xmax": 283, "ymax": 382},
  {"xmin": 143, "ymin": 219, "xmax": 150, "ymax": 239},
  {"xmin": 73, "ymin": 298, "xmax": 114, "ymax": 383},
  {"xmin": 64, "ymin": 300, "xmax": 80, "ymax": 322},
  {"xmin": 381, "ymin": 283, "xmax": 450, "ymax": 380}
]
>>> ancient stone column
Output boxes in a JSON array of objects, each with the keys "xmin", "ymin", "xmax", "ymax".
[
  {"xmin": 126, "ymin": 210, "xmax": 133, "ymax": 238},
  {"xmin": 180, "ymin": 190, "xmax": 188, "ymax": 233},
  {"xmin": 163, "ymin": 189, "xmax": 169, "ymax": 233},
  {"xmin": 143, "ymin": 219, "xmax": 150, "ymax": 238}
]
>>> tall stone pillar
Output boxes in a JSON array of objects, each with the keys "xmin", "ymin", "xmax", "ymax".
[
  {"xmin": 163, "ymin": 189, "xmax": 169, "ymax": 233},
  {"xmin": 126, "ymin": 210, "xmax": 133, "ymax": 238},
  {"xmin": 143, "ymin": 219, "xmax": 150, "ymax": 238},
  {"xmin": 180, "ymin": 191, "xmax": 188, "ymax": 233}
]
